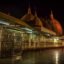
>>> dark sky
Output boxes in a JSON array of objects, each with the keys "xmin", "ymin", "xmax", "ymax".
[{"xmin": 0, "ymin": 0, "xmax": 64, "ymax": 30}]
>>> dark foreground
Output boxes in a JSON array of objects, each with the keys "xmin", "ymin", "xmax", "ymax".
[{"xmin": 1, "ymin": 48, "xmax": 64, "ymax": 64}]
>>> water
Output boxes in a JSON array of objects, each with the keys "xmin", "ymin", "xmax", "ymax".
[
  {"xmin": 22, "ymin": 48, "xmax": 64, "ymax": 64},
  {"xmin": 1, "ymin": 48, "xmax": 64, "ymax": 64}
]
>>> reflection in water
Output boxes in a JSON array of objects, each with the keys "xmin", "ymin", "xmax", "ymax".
[
  {"xmin": 22, "ymin": 49, "xmax": 63, "ymax": 64},
  {"xmin": 1, "ymin": 48, "xmax": 64, "ymax": 64},
  {"xmin": 15, "ymin": 56, "xmax": 22, "ymax": 60},
  {"xmin": 54, "ymin": 51, "xmax": 59, "ymax": 64}
]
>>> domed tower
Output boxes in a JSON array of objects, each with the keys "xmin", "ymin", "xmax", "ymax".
[
  {"xmin": 50, "ymin": 11, "xmax": 63, "ymax": 35},
  {"xmin": 21, "ymin": 6, "xmax": 34, "ymax": 21},
  {"xmin": 33, "ymin": 11, "xmax": 43, "ymax": 30}
]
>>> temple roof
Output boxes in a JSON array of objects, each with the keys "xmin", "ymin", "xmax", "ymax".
[
  {"xmin": 21, "ymin": 8, "xmax": 43, "ymax": 27},
  {"xmin": 21, "ymin": 7, "xmax": 34, "ymax": 21},
  {"xmin": 0, "ymin": 12, "xmax": 31, "ymax": 28},
  {"xmin": 33, "ymin": 11, "xmax": 43, "ymax": 27},
  {"xmin": 50, "ymin": 11, "xmax": 63, "ymax": 35},
  {"xmin": 20, "ymin": 7, "xmax": 59, "ymax": 35}
]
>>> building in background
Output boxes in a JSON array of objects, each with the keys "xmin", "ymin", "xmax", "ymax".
[
  {"xmin": 0, "ymin": 6, "xmax": 63, "ymax": 53},
  {"xmin": 21, "ymin": 7, "xmax": 58, "ymax": 36}
]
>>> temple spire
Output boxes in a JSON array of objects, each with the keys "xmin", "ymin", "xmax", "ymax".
[
  {"xmin": 50, "ymin": 10, "xmax": 54, "ymax": 19},
  {"xmin": 28, "ymin": 5, "xmax": 31, "ymax": 14}
]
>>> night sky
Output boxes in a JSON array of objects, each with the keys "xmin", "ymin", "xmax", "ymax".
[{"xmin": 0, "ymin": 0, "xmax": 64, "ymax": 31}]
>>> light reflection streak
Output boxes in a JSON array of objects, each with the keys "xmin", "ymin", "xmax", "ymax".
[
  {"xmin": 16, "ymin": 55, "xmax": 22, "ymax": 60},
  {"xmin": 54, "ymin": 51, "xmax": 59, "ymax": 64}
]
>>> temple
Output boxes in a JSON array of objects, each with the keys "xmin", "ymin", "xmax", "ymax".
[
  {"xmin": 21, "ymin": 7, "xmax": 63, "ymax": 35},
  {"xmin": 0, "ymin": 6, "xmax": 63, "ymax": 52}
]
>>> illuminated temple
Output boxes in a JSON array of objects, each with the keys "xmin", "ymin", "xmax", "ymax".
[
  {"xmin": 0, "ymin": 7, "xmax": 63, "ymax": 53},
  {"xmin": 21, "ymin": 7, "xmax": 63, "ymax": 35}
]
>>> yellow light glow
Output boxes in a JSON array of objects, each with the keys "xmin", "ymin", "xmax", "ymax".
[
  {"xmin": 54, "ymin": 37, "xmax": 59, "ymax": 43},
  {"xmin": 54, "ymin": 39, "xmax": 58, "ymax": 43},
  {"xmin": 15, "ymin": 56, "xmax": 21, "ymax": 60},
  {"xmin": 54, "ymin": 51, "xmax": 59, "ymax": 64}
]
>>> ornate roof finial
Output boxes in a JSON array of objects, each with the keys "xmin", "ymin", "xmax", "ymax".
[
  {"xmin": 28, "ymin": 4, "xmax": 31, "ymax": 14},
  {"xmin": 50, "ymin": 10, "xmax": 54, "ymax": 19}
]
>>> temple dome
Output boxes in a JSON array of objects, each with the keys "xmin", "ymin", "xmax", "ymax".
[
  {"xmin": 50, "ymin": 11, "xmax": 63, "ymax": 35},
  {"xmin": 21, "ymin": 8, "xmax": 43, "ymax": 30},
  {"xmin": 33, "ymin": 11, "xmax": 43, "ymax": 27},
  {"xmin": 21, "ymin": 7, "xmax": 34, "ymax": 21}
]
